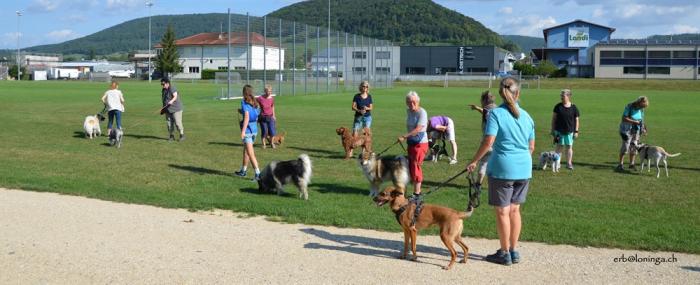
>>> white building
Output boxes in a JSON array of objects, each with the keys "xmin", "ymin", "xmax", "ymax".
[
  {"xmin": 311, "ymin": 46, "xmax": 400, "ymax": 84},
  {"xmin": 160, "ymin": 32, "xmax": 285, "ymax": 79}
]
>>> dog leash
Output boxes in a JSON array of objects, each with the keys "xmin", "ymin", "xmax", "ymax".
[
  {"xmin": 466, "ymin": 172, "xmax": 482, "ymax": 209},
  {"xmin": 376, "ymin": 140, "xmax": 407, "ymax": 156},
  {"xmin": 423, "ymin": 168, "xmax": 468, "ymax": 196}
]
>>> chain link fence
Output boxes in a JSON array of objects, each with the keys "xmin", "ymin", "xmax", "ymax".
[{"xmin": 199, "ymin": 12, "xmax": 395, "ymax": 98}]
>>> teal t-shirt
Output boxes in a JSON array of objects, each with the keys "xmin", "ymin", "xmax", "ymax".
[
  {"xmin": 484, "ymin": 104, "xmax": 535, "ymax": 180},
  {"xmin": 623, "ymin": 104, "xmax": 644, "ymax": 121}
]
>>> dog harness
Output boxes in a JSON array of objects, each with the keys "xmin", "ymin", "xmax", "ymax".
[{"xmin": 394, "ymin": 200, "xmax": 423, "ymax": 227}]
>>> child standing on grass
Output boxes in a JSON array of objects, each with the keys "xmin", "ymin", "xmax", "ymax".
[
  {"xmin": 101, "ymin": 80, "xmax": 125, "ymax": 137},
  {"xmin": 235, "ymin": 85, "xmax": 262, "ymax": 181}
]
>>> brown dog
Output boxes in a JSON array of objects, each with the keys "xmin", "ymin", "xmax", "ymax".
[
  {"xmin": 336, "ymin": 126, "xmax": 372, "ymax": 159},
  {"xmin": 266, "ymin": 131, "xmax": 286, "ymax": 149},
  {"xmin": 374, "ymin": 186, "xmax": 473, "ymax": 270}
]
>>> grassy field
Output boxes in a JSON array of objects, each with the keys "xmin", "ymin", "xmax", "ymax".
[{"xmin": 1, "ymin": 80, "xmax": 699, "ymax": 253}]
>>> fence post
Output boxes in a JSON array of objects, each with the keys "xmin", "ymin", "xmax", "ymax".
[
  {"xmin": 278, "ymin": 18, "xmax": 282, "ymax": 96},
  {"xmin": 293, "ymin": 22, "xmax": 296, "ymax": 96}
]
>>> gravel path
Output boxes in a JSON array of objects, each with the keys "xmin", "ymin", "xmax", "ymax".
[{"xmin": 1, "ymin": 188, "xmax": 698, "ymax": 284}]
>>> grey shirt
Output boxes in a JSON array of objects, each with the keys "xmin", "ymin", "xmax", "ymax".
[
  {"xmin": 162, "ymin": 85, "xmax": 183, "ymax": 113},
  {"xmin": 406, "ymin": 107, "xmax": 428, "ymax": 145}
]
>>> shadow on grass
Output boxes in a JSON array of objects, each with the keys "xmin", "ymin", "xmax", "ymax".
[
  {"xmin": 300, "ymin": 228, "xmax": 481, "ymax": 267},
  {"xmin": 240, "ymin": 187, "xmax": 297, "ymax": 198},
  {"xmin": 124, "ymin": 133, "xmax": 167, "ymax": 141},
  {"xmin": 168, "ymin": 164, "xmax": 230, "ymax": 177},
  {"xmin": 209, "ymin": 141, "xmax": 243, "ymax": 147},
  {"xmin": 287, "ymin": 146, "xmax": 347, "ymax": 159},
  {"xmin": 314, "ymin": 183, "xmax": 368, "ymax": 196},
  {"xmin": 73, "ymin": 131, "xmax": 86, "ymax": 138},
  {"xmin": 680, "ymin": 266, "xmax": 700, "ymax": 272}
]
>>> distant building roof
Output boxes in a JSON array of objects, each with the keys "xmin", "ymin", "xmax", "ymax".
[
  {"xmin": 598, "ymin": 39, "xmax": 700, "ymax": 45},
  {"xmin": 156, "ymin": 32, "xmax": 280, "ymax": 48},
  {"xmin": 543, "ymin": 20, "xmax": 616, "ymax": 43}
]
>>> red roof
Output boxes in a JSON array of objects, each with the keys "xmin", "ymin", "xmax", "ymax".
[{"xmin": 155, "ymin": 32, "xmax": 280, "ymax": 48}]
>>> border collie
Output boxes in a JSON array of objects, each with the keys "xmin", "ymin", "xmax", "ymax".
[{"xmin": 258, "ymin": 154, "xmax": 312, "ymax": 200}]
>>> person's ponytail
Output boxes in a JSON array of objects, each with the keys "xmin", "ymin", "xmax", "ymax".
[{"xmin": 499, "ymin": 77, "xmax": 520, "ymax": 119}]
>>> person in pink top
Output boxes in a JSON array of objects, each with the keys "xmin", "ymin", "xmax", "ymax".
[{"xmin": 256, "ymin": 84, "xmax": 277, "ymax": 148}]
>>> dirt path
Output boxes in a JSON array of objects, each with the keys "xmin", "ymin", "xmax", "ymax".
[{"xmin": 1, "ymin": 188, "xmax": 698, "ymax": 284}]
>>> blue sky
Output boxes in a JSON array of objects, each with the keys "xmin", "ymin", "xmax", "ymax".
[{"xmin": 2, "ymin": 0, "xmax": 699, "ymax": 49}]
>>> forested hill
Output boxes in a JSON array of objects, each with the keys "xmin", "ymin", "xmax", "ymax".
[
  {"xmin": 26, "ymin": 13, "xmax": 247, "ymax": 55},
  {"xmin": 268, "ymin": 0, "xmax": 516, "ymax": 50}
]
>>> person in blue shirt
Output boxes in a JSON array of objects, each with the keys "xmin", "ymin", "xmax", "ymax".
[
  {"xmin": 616, "ymin": 96, "xmax": 649, "ymax": 172},
  {"xmin": 466, "ymin": 77, "xmax": 535, "ymax": 266},
  {"xmin": 351, "ymin": 81, "xmax": 373, "ymax": 136},
  {"xmin": 234, "ymin": 84, "xmax": 262, "ymax": 181}
]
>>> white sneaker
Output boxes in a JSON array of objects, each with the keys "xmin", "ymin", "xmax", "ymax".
[{"xmin": 449, "ymin": 158, "xmax": 458, "ymax": 165}]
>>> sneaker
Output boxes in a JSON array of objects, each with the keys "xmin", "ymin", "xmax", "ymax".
[
  {"xmin": 234, "ymin": 170, "xmax": 247, "ymax": 177},
  {"xmin": 178, "ymin": 134, "xmax": 185, "ymax": 142},
  {"xmin": 409, "ymin": 193, "xmax": 423, "ymax": 203},
  {"xmin": 485, "ymin": 249, "xmax": 512, "ymax": 266},
  {"xmin": 168, "ymin": 135, "xmax": 175, "ymax": 142},
  {"xmin": 629, "ymin": 164, "xmax": 637, "ymax": 171},
  {"xmin": 510, "ymin": 249, "xmax": 521, "ymax": 264},
  {"xmin": 615, "ymin": 164, "xmax": 624, "ymax": 172},
  {"xmin": 449, "ymin": 158, "xmax": 458, "ymax": 165},
  {"xmin": 253, "ymin": 173, "xmax": 261, "ymax": 181},
  {"xmin": 566, "ymin": 164, "xmax": 574, "ymax": 170}
]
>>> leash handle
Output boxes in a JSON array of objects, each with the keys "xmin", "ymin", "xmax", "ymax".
[{"xmin": 466, "ymin": 171, "xmax": 482, "ymax": 209}]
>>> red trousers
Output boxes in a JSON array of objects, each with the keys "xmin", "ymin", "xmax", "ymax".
[{"xmin": 408, "ymin": 142, "xmax": 429, "ymax": 183}]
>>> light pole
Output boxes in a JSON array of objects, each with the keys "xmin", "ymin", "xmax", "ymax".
[
  {"xmin": 146, "ymin": 1, "xmax": 153, "ymax": 83},
  {"xmin": 16, "ymin": 11, "xmax": 22, "ymax": 81}
]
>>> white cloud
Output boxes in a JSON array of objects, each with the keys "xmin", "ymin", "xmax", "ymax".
[
  {"xmin": 592, "ymin": 7, "xmax": 605, "ymax": 18},
  {"xmin": 498, "ymin": 7, "xmax": 513, "ymax": 14},
  {"xmin": 28, "ymin": 0, "xmax": 60, "ymax": 13},
  {"xmin": 499, "ymin": 15, "xmax": 557, "ymax": 37},
  {"xmin": 46, "ymin": 29, "xmax": 81, "ymax": 42},
  {"xmin": 62, "ymin": 14, "xmax": 89, "ymax": 23},
  {"xmin": 670, "ymin": 24, "xmax": 699, "ymax": 34},
  {"xmin": 106, "ymin": 0, "xmax": 142, "ymax": 10}
]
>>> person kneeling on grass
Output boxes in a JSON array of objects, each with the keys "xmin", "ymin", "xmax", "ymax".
[{"xmin": 234, "ymin": 85, "xmax": 262, "ymax": 181}]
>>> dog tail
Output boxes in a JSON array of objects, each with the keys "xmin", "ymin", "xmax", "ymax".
[
  {"xmin": 666, "ymin": 152, "xmax": 681, "ymax": 158},
  {"xmin": 298, "ymin": 153, "xmax": 312, "ymax": 182},
  {"xmin": 460, "ymin": 208, "xmax": 474, "ymax": 219}
]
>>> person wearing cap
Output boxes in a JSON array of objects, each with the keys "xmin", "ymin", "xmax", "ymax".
[
  {"xmin": 551, "ymin": 89, "xmax": 580, "ymax": 170},
  {"xmin": 160, "ymin": 78, "xmax": 185, "ymax": 142}
]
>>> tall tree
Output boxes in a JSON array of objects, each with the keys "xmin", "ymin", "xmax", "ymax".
[{"xmin": 156, "ymin": 25, "xmax": 181, "ymax": 78}]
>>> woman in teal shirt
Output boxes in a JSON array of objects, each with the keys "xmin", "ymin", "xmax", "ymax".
[
  {"xmin": 466, "ymin": 77, "xmax": 535, "ymax": 266},
  {"xmin": 616, "ymin": 96, "xmax": 649, "ymax": 171}
]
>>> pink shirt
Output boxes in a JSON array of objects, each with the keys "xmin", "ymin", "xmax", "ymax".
[{"xmin": 256, "ymin": 95, "xmax": 274, "ymax": 116}]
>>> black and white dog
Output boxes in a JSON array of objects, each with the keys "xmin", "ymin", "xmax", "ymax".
[
  {"xmin": 257, "ymin": 154, "xmax": 312, "ymax": 200},
  {"xmin": 108, "ymin": 128, "xmax": 123, "ymax": 148},
  {"xmin": 427, "ymin": 136, "xmax": 449, "ymax": 162},
  {"xmin": 358, "ymin": 151, "xmax": 410, "ymax": 197},
  {"xmin": 538, "ymin": 151, "xmax": 561, "ymax": 172}
]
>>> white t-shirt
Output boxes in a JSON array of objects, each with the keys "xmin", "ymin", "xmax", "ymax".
[{"xmin": 104, "ymin": 89, "xmax": 125, "ymax": 112}]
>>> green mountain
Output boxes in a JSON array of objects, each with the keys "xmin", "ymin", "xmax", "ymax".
[
  {"xmin": 501, "ymin": 35, "xmax": 544, "ymax": 53},
  {"xmin": 25, "ymin": 13, "xmax": 248, "ymax": 55},
  {"xmin": 268, "ymin": 0, "xmax": 513, "ymax": 49}
]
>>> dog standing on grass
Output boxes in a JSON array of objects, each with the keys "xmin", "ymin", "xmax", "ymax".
[
  {"xmin": 257, "ymin": 154, "xmax": 312, "ymax": 200},
  {"xmin": 538, "ymin": 151, "xmax": 561, "ymax": 172},
  {"xmin": 83, "ymin": 113, "xmax": 104, "ymax": 139},
  {"xmin": 336, "ymin": 126, "xmax": 372, "ymax": 159},
  {"xmin": 374, "ymin": 186, "xmax": 473, "ymax": 270},
  {"xmin": 264, "ymin": 131, "xmax": 286, "ymax": 149},
  {"xmin": 635, "ymin": 143, "xmax": 681, "ymax": 178},
  {"xmin": 358, "ymin": 151, "xmax": 410, "ymax": 197}
]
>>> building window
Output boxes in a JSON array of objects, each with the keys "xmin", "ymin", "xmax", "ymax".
[
  {"xmin": 673, "ymin": 51, "xmax": 695, "ymax": 59},
  {"xmin": 405, "ymin": 67, "xmax": 425, "ymax": 74},
  {"xmin": 376, "ymin": 67, "xmax": 390, "ymax": 73},
  {"xmin": 352, "ymin": 67, "xmax": 366, "ymax": 74},
  {"xmin": 648, "ymin": 51, "xmax": 671, "ymax": 59},
  {"xmin": 623, "ymin": 51, "xmax": 645, "ymax": 58},
  {"xmin": 466, "ymin": 67, "xmax": 488, "ymax": 73},
  {"xmin": 600, "ymin": 51, "xmax": 622, "ymax": 58},
  {"xmin": 648, "ymin": 67, "xmax": 670, "ymax": 74},
  {"xmin": 376, "ymin": 51, "xmax": 390, "ymax": 59},
  {"xmin": 435, "ymin": 67, "xmax": 457, "ymax": 74},
  {"xmin": 234, "ymin": 66, "xmax": 246, "ymax": 70},
  {"xmin": 623, "ymin": 66, "xmax": 645, "ymax": 74},
  {"xmin": 352, "ymin": 51, "xmax": 367, "ymax": 59},
  {"xmin": 188, "ymin": 66, "xmax": 200, "ymax": 73},
  {"xmin": 218, "ymin": 66, "xmax": 228, "ymax": 70}
]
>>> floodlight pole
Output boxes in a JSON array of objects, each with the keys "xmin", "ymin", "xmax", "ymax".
[
  {"xmin": 327, "ymin": 0, "xmax": 330, "ymax": 93},
  {"xmin": 146, "ymin": 1, "xmax": 153, "ymax": 83},
  {"xmin": 16, "ymin": 11, "xmax": 22, "ymax": 81}
]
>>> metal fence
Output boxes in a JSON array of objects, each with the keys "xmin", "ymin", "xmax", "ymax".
[{"xmin": 199, "ymin": 12, "xmax": 395, "ymax": 98}]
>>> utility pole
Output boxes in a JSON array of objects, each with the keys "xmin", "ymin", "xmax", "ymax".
[
  {"xmin": 16, "ymin": 11, "xmax": 22, "ymax": 81},
  {"xmin": 146, "ymin": 1, "xmax": 154, "ymax": 83}
]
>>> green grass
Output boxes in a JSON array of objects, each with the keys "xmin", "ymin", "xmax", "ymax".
[{"xmin": 1, "ymin": 80, "xmax": 699, "ymax": 253}]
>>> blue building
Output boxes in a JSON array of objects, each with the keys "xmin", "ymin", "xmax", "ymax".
[{"xmin": 532, "ymin": 19, "xmax": 615, "ymax": 77}]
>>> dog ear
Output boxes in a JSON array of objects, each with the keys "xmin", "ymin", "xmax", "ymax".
[{"xmin": 390, "ymin": 187, "xmax": 404, "ymax": 197}]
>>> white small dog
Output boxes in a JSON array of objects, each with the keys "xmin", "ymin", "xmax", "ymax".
[
  {"xmin": 109, "ymin": 128, "xmax": 123, "ymax": 148},
  {"xmin": 539, "ymin": 151, "xmax": 561, "ymax": 172},
  {"xmin": 83, "ymin": 114, "xmax": 104, "ymax": 139}
]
